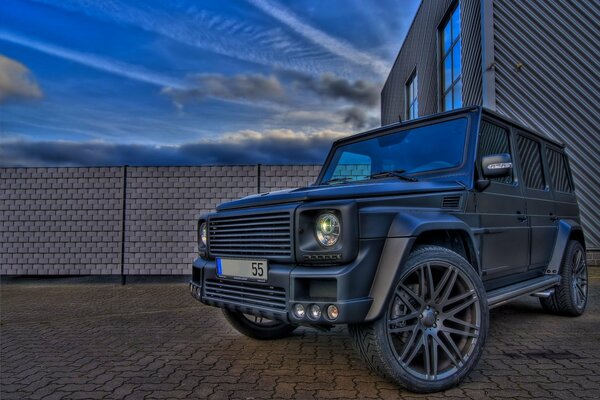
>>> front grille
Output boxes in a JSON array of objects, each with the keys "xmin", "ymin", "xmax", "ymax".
[
  {"xmin": 208, "ymin": 212, "xmax": 293, "ymax": 260},
  {"xmin": 204, "ymin": 279, "xmax": 287, "ymax": 311}
]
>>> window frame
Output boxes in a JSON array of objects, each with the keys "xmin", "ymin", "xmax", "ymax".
[
  {"xmin": 439, "ymin": 3, "xmax": 462, "ymax": 111},
  {"xmin": 405, "ymin": 69, "xmax": 418, "ymax": 121},
  {"xmin": 317, "ymin": 115, "xmax": 472, "ymax": 185}
]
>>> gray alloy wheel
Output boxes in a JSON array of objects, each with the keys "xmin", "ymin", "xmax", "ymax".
[
  {"xmin": 349, "ymin": 245, "xmax": 488, "ymax": 393},
  {"xmin": 541, "ymin": 240, "xmax": 588, "ymax": 316},
  {"xmin": 222, "ymin": 309, "xmax": 297, "ymax": 340}
]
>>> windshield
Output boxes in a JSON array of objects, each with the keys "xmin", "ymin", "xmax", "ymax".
[{"xmin": 320, "ymin": 118, "xmax": 468, "ymax": 185}]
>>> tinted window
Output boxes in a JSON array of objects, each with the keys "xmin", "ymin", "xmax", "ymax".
[
  {"xmin": 321, "ymin": 118, "xmax": 468, "ymax": 184},
  {"xmin": 478, "ymin": 121, "xmax": 513, "ymax": 184},
  {"xmin": 517, "ymin": 135, "xmax": 545, "ymax": 190},
  {"xmin": 547, "ymin": 149, "xmax": 573, "ymax": 193}
]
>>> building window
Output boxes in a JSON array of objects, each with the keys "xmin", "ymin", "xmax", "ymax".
[
  {"xmin": 441, "ymin": 4, "xmax": 462, "ymax": 111},
  {"xmin": 406, "ymin": 72, "xmax": 418, "ymax": 120}
]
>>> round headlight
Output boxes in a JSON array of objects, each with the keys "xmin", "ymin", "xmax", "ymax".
[
  {"xmin": 199, "ymin": 222, "xmax": 208, "ymax": 247},
  {"xmin": 315, "ymin": 212, "xmax": 340, "ymax": 247}
]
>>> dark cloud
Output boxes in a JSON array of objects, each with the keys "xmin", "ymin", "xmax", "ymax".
[
  {"xmin": 341, "ymin": 106, "xmax": 379, "ymax": 129},
  {"xmin": 162, "ymin": 73, "xmax": 284, "ymax": 105},
  {"xmin": 285, "ymin": 71, "xmax": 380, "ymax": 106},
  {"xmin": 162, "ymin": 71, "xmax": 381, "ymax": 111},
  {"xmin": 0, "ymin": 129, "xmax": 346, "ymax": 167}
]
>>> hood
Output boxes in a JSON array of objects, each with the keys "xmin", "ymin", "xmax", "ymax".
[{"xmin": 216, "ymin": 180, "xmax": 465, "ymax": 211}]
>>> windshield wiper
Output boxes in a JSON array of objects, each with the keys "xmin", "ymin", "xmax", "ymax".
[
  {"xmin": 321, "ymin": 177, "xmax": 353, "ymax": 185},
  {"xmin": 368, "ymin": 169, "xmax": 418, "ymax": 182}
]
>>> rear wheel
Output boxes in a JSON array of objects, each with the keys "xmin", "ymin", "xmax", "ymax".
[
  {"xmin": 222, "ymin": 309, "xmax": 297, "ymax": 340},
  {"xmin": 540, "ymin": 240, "xmax": 588, "ymax": 316},
  {"xmin": 349, "ymin": 246, "xmax": 488, "ymax": 393}
]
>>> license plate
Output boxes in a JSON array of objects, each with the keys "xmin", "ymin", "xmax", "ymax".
[{"xmin": 216, "ymin": 258, "xmax": 268, "ymax": 281}]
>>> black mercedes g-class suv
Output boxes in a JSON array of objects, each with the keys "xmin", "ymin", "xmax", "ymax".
[{"xmin": 190, "ymin": 107, "xmax": 588, "ymax": 392}]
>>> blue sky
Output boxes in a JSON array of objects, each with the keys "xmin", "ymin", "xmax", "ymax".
[{"xmin": 0, "ymin": 0, "xmax": 420, "ymax": 166}]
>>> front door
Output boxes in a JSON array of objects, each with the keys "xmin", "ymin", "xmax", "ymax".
[{"xmin": 475, "ymin": 119, "xmax": 530, "ymax": 285}]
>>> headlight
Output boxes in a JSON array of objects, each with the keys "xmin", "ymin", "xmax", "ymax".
[
  {"xmin": 315, "ymin": 212, "xmax": 341, "ymax": 247},
  {"xmin": 199, "ymin": 222, "xmax": 208, "ymax": 247}
]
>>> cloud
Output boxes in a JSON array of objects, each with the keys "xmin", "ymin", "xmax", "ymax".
[
  {"xmin": 247, "ymin": 0, "xmax": 389, "ymax": 76},
  {"xmin": 0, "ymin": 55, "xmax": 42, "ymax": 103},
  {"xmin": 341, "ymin": 107, "xmax": 376, "ymax": 129},
  {"xmin": 161, "ymin": 72, "xmax": 381, "ymax": 121},
  {"xmin": 31, "ymin": 0, "xmax": 343, "ymax": 76},
  {"xmin": 289, "ymin": 72, "xmax": 380, "ymax": 106},
  {"xmin": 162, "ymin": 73, "xmax": 284, "ymax": 106},
  {"xmin": 0, "ymin": 129, "xmax": 347, "ymax": 167},
  {"xmin": 0, "ymin": 30, "xmax": 188, "ymax": 89}
]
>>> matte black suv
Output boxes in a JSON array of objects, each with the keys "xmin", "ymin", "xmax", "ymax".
[{"xmin": 190, "ymin": 107, "xmax": 588, "ymax": 392}]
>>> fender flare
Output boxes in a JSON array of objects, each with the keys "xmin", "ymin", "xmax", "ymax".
[
  {"xmin": 546, "ymin": 219, "xmax": 585, "ymax": 274},
  {"xmin": 364, "ymin": 212, "xmax": 479, "ymax": 321}
]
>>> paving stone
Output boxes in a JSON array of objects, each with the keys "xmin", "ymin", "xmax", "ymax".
[{"xmin": 1, "ymin": 275, "xmax": 599, "ymax": 399}]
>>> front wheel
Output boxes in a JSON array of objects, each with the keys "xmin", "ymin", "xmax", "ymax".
[
  {"xmin": 349, "ymin": 245, "xmax": 489, "ymax": 393},
  {"xmin": 222, "ymin": 309, "xmax": 297, "ymax": 340}
]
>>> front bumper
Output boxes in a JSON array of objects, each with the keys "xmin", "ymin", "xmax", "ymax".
[{"xmin": 190, "ymin": 239, "xmax": 384, "ymax": 325}]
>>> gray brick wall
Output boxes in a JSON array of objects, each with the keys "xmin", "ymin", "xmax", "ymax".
[
  {"xmin": 1, "ymin": 165, "xmax": 598, "ymax": 275},
  {"xmin": 124, "ymin": 166, "xmax": 258, "ymax": 275},
  {"xmin": 0, "ymin": 165, "xmax": 320, "ymax": 275},
  {"xmin": 0, "ymin": 167, "xmax": 123, "ymax": 275}
]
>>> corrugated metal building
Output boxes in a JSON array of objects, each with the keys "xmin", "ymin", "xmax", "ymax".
[{"xmin": 382, "ymin": 0, "xmax": 600, "ymax": 249}]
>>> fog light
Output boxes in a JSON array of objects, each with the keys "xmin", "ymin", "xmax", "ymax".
[
  {"xmin": 293, "ymin": 304, "xmax": 305, "ymax": 318},
  {"xmin": 309, "ymin": 304, "xmax": 321, "ymax": 320},
  {"xmin": 326, "ymin": 305, "xmax": 339, "ymax": 320}
]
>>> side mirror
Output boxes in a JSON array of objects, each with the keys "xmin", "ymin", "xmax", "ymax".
[{"xmin": 481, "ymin": 153, "xmax": 513, "ymax": 178}]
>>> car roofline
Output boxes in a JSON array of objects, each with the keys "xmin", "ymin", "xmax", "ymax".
[
  {"xmin": 335, "ymin": 106, "xmax": 566, "ymax": 149},
  {"xmin": 333, "ymin": 106, "xmax": 481, "ymax": 146}
]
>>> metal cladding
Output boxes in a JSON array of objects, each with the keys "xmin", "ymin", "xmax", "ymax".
[
  {"xmin": 381, "ymin": 0, "xmax": 600, "ymax": 247},
  {"xmin": 493, "ymin": 0, "xmax": 600, "ymax": 248}
]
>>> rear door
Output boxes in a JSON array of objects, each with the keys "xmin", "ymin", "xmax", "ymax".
[
  {"xmin": 475, "ymin": 119, "xmax": 530, "ymax": 283},
  {"xmin": 515, "ymin": 132, "xmax": 556, "ymax": 271}
]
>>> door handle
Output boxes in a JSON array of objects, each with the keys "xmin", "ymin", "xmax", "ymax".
[
  {"xmin": 517, "ymin": 215, "xmax": 528, "ymax": 222},
  {"xmin": 549, "ymin": 214, "xmax": 559, "ymax": 222}
]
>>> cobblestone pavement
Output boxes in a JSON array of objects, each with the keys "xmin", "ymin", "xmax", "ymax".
[{"xmin": 1, "ymin": 271, "xmax": 599, "ymax": 400}]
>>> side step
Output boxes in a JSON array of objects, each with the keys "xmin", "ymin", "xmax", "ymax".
[{"xmin": 487, "ymin": 275, "xmax": 561, "ymax": 309}]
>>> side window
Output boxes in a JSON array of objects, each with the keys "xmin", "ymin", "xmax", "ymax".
[
  {"xmin": 517, "ymin": 135, "xmax": 545, "ymax": 190},
  {"xmin": 478, "ymin": 121, "xmax": 513, "ymax": 184},
  {"xmin": 547, "ymin": 149, "xmax": 574, "ymax": 193}
]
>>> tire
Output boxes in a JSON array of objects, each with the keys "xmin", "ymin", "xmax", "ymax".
[
  {"xmin": 349, "ymin": 245, "xmax": 489, "ymax": 393},
  {"xmin": 540, "ymin": 240, "xmax": 588, "ymax": 316},
  {"xmin": 222, "ymin": 309, "xmax": 297, "ymax": 340}
]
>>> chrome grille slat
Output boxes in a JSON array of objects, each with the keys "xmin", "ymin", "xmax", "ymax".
[
  {"xmin": 208, "ymin": 211, "xmax": 293, "ymax": 260},
  {"xmin": 204, "ymin": 279, "xmax": 287, "ymax": 311}
]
